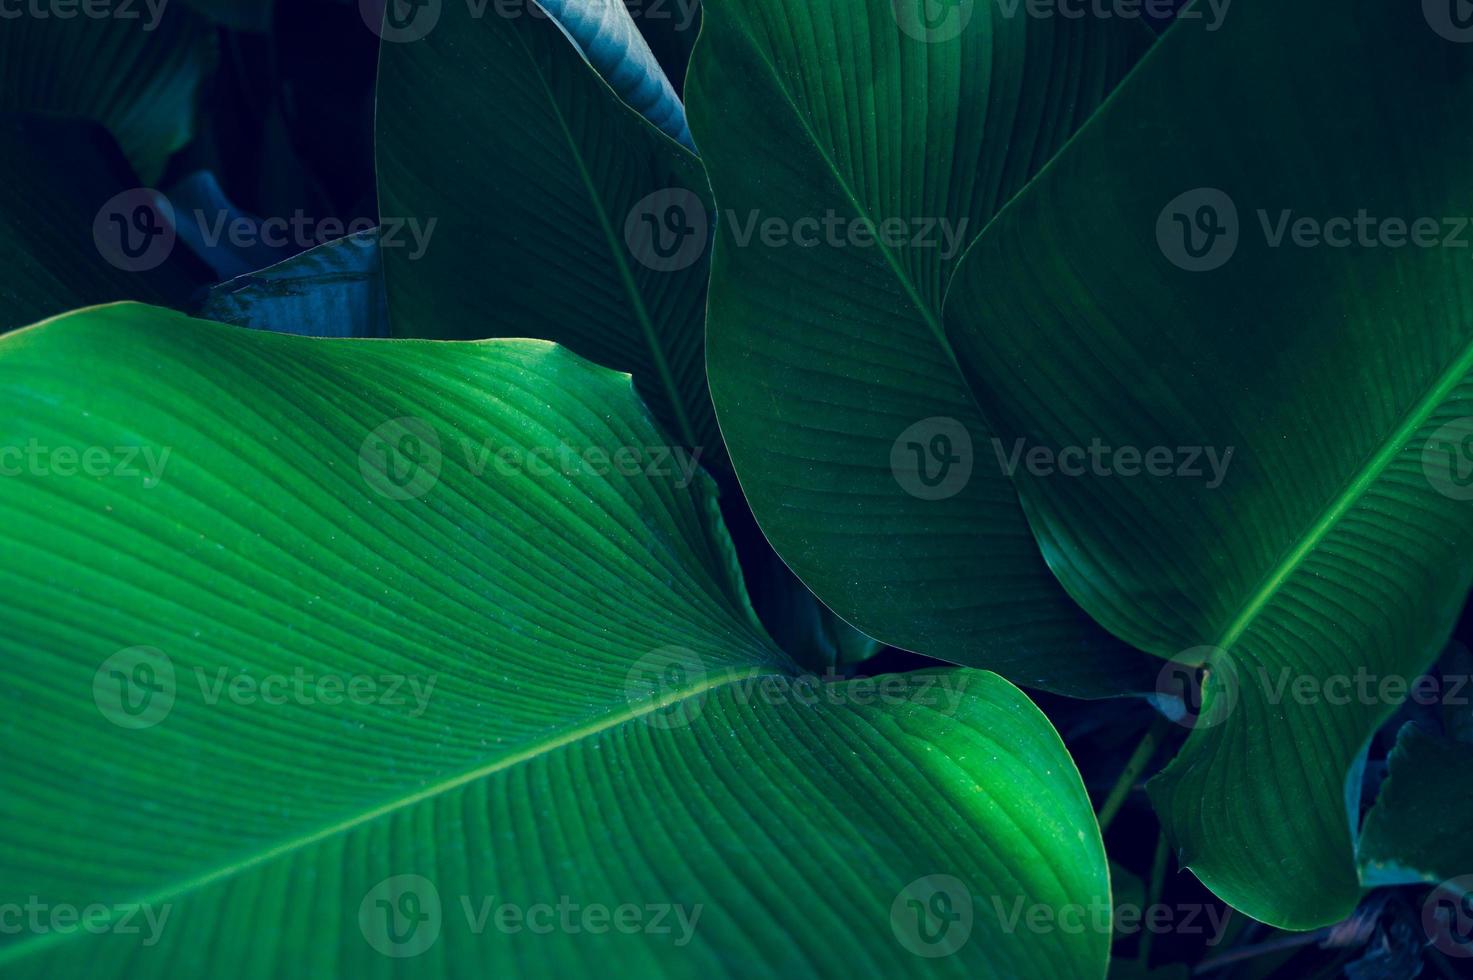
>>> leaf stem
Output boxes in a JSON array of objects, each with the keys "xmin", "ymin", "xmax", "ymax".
[
  {"xmin": 1137, "ymin": 828, "xmax": 1171, "ymax": 966},
  {"xmin": 1097, "ymin": 714, "xmax": 1172, "ymax": 835}
]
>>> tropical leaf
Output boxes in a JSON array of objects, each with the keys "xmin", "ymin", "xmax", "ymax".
[
  {"xmin": 376, "ymin": 0, "xmax": 715, "ymax": 455},
  {"xmin": 0, "ymin": 5, "xmax": 215, "ymax": 182},
  {"xmin": 944, "ymin": 0, "xmax": 1473, "ymax": 928},
  {"xmin": 0, "ymin": 303, "xmax": 1110, "ymax": 978},
  {"xmin": 0, "ymin": 114, "xmax": 203, "ymax": 331},
  {"xmin": 687, "ymin": 0, "xmax": 1161, "ymax": 696},
  {"xmin": 537, "ymin": 0, "xmax": 693, "ymax": 146},
  {"xmin": 1359, "ymin": 724, "xmax": 1473, "ymax": 888},
  {"xmin": 199, "ymin": 229, "xmax": 388, "ymax": 337}
]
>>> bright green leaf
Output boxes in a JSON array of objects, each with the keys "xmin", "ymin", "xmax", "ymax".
[{"xmin": 0, "ymin": 303, "xmax": 1109, "ymax": 978}]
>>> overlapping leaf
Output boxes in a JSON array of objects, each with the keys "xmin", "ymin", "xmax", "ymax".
[
  {"xmin": 688, "ymin": 0, "xmax": 1161, "ymax": 695},
  {"xmin": 945, "ymin": 0, "xmax": 1473, "ymax": 928},
  {"xmin": 0, "ymin": 304, "xmax": 1110, "ymax": 977}
]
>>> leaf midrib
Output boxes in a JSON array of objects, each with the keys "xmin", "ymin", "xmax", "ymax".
[
  {"xmin": 516, "ymin": 27, "xmax": 701, "ymax": 452},
  {"xmin": 1215, "ymin": 333, "xmax": 1473, "ymax": 651},
  {"xmin": 708, "ymin": 17, "xmax": 953, "ymax": 361},
  {"xmin": 0, "ymin": 665, "xmax": 777, "ymax": 967}
]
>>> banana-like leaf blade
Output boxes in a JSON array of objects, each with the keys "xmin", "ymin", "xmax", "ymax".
[
  {"xmin": 945, "ymin": 0, "xmax": 1473, "ymax": 928},
  {"xmin": 688, "ymin": 0, "xmax": 1160, "ymax": 696},
  {"xmin": 0, "ymin": 304, "xmax": 1109, "ymax": 978}
]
